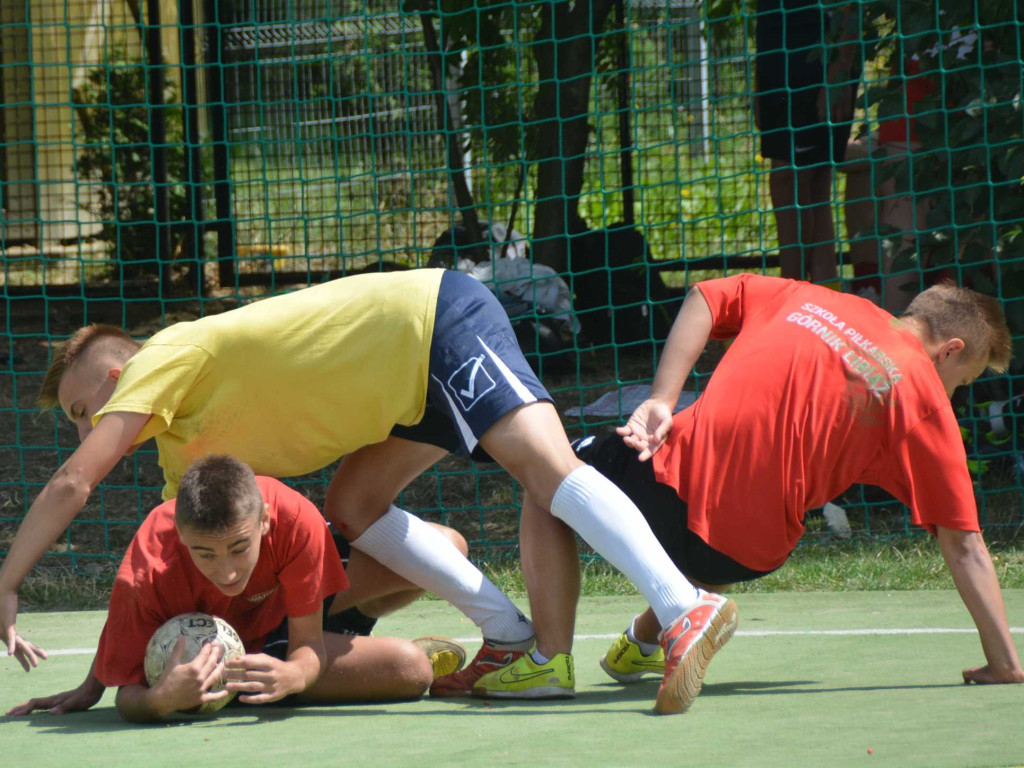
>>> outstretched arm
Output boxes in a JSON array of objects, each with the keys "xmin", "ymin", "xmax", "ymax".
[
  {"xmin": 0, "ymin": 411, "xmax": 149, "ymax": 667},
  {"xmin": 937, "ymin": 526, "xmax": 1024, "ymax": 684},
  {"xmin": 6, "ymin": 657, "xmax": 105, "ymax": 716},
  {"xmin": 618, "ymin": 287, "xmax": 714, "ymax": 460}
]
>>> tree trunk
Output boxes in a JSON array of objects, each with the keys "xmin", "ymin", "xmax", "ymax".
[
  {"xmin": 420, "ymin": 13, "xmax": 483, "ymax": 246},
  {"xmin": 530, "ymin": 0, "xmax": 615, "ymax": 272}
]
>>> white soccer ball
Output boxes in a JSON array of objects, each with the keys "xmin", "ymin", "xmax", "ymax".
[{"xmin": 144, "ymin": 612, "xmax": 246, "ymax": 714}]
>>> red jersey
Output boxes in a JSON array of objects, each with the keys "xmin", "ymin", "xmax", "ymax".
[
  {"xmin": 652, "ymin": 275, "xmax": 979, "ymax": 572},
  {"xmin": 94, "ymin": 476, "xmax": 348, "ymax": 687}
]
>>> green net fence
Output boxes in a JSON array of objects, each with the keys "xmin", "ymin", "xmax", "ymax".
[{"xmin": 2, "ymin": 0, "xmax": 1023, "ymax": 572}]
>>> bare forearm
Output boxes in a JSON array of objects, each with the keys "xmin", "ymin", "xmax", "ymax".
[
  {"xmin": 286, "ymin": 643, "xmax": 325, "ymax": 695},
  {"xmin": 80, "ymin": 657, "xmax": 106, "ymax": 699},
  {"xmin": 1, "ymin": 412, "xmax": 147, "ymax": 594},
  {"xmin": 0, "ymin": 471, "xmax": 92, "ymax": 591},
  {"xmin": 939, "ymin": 529, "xmax": 1022, "ymax": 676},
  {"xmin": 650, "ymin": 287, "xmax": 713, "ymax": 404},
  {"xmin": 115, "ymin": 684, "xmax": 176, "ymax": 723}
]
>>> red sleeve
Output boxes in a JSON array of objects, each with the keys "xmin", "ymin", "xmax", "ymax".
[
  {"xmin": 263, "ymin": 479, "xmax": 349, "ymax": 618},
  {"xmin": 695, "ymin": 274, "xmax": 798, "ymax": 340},
  {"xmin": 93, "ymin": 501, "xmax": 195, "ymax": 688},
  {"xmin": 93, "ymin": 561, "xmax": 171, "ymax": 688},
  {"xmin": 885, "ymin": 407, "xmax": 980, "ymax": 535}
]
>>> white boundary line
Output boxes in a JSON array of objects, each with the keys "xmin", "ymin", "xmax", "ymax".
[{"xmin": 41, "ymin": 626, "xmax": 1024, "ymax": 657}]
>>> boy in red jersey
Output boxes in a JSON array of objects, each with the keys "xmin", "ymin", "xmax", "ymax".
[
  {"xmin": 564, "ymin": 275, "xmax": 1023, "ymax": 707},
  {"xmin": 12, "ymin": 456, "xmax": 435, "ymax": 722}
]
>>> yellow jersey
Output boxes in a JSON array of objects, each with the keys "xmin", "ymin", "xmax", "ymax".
[{"xmin": 95, "ymin": 270, "xmax": 443, "ymax": 499}]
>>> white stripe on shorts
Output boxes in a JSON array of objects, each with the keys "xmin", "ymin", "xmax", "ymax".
[
  {"xmin": 430, "ymin": 336, "xmax": 538, "ymax": 454},
  {"xmin": 434, "ymin": 372, "xmax": 480, "ymax": 453},
  {"xmin": 476, "ymin": 335, "xmax": 537, "ymax": 405}
]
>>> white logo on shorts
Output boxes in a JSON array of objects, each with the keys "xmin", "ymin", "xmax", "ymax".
[
  {"xmin": 447, "ymin": 354, "xmax": 496, "ymax": 411},
  {"xmin": 573, "ymin": 435, "xmax": 596, "ymax": 452}
]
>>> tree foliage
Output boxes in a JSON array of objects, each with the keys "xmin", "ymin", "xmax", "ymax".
[
  {"xmin": 863, "ymin": 0, "xmax": 1024, "ymax": 362},
  {"xmin": 73, "ymin": 53, "xmax": 187, "ymax": 276},
  {"xmin": 405, "ymin": 0, "xmax": 616, "ymax": 271}
]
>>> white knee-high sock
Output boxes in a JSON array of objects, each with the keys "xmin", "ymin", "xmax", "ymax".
[
  {"xmin": 350, "ymin": 505, "xmax": 534, "ymax": 643},
  {"xmin": 550, "ymin": 465, "xmax": 701, "ymax": 628}
]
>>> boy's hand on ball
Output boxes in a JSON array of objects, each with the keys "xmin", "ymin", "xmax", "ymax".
[
  {"xmin": 153, "ymin": 636, "xmax": 229, "ymax": 713},
  {"xmin": 224, "ymin": 653, "xmax": 301, "ymax": 704}
]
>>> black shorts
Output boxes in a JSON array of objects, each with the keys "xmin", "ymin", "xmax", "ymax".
[
  {"xmin": 390, "ymin": 270, "xmax": 551, "ymax": 459},
  {"xmin": 573, "ymin": 432, "xmax": 772, "ymax": 585},
  {"xmin": 755, "ymin": 44, "xmax": 854, "ymax": 166},
  {"xmin": 261, "ymin": 531, "xmax": 377, "ymax": 660}
]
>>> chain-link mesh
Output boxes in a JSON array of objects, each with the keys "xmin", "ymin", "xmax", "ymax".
[{"xmin": 2, "ymin": 0, "xmax": 1022, "ymax": 570}]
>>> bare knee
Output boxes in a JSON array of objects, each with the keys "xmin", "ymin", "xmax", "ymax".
[
  {"xmin": 388, "ymin": 640, "xmax": 434, "ymax": 697},
  {"xmin": 324, "ymin": 438, "xmax": 446, "ymax": 539},
  {"xmin": 325, "ymin": 497, "xmax": 379, "ymax": 541},
  {"xmin": 325, "ymin": 475, "xmax": 392, "ymax": 540},
  {"xmin": 431, "ymin": 522, "xmax": 468, "ymax": 558}
]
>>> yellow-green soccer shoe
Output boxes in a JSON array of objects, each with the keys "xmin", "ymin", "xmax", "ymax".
[
  {"xmin": 472, "ymin": 647, "xmax": 575, "ymax": 699},
  {"xmin": 600, "ymin": 631, "xmax": 666, "ymax": 683},
  {"xmin": 412, "ymin": 636, "xmax": 468, "ymax": 679}
]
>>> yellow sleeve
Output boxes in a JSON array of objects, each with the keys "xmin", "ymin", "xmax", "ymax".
[{"xmin": 93, "ymin": 343, "xmax": 211, "ymax": 444}]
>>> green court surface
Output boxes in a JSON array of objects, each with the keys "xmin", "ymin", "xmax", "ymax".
[{"xmin": 3, "ymin": 592, "xmax": 1023, "ymax": 768}]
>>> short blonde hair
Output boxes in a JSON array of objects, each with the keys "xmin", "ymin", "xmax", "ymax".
[
  {"xmin": 902, "ymin": 282, "xmax": 1012, "ymax": 373},
  {"xmin": 38, "ymin": 324, "xmax": 141, "ymax": 410},
  {"xmin": 175, "ymin": 455, "xmax": 264, "ymax": 533}
]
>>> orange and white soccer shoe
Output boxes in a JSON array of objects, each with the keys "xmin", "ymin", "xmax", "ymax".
[
  {"xmin": 654, "ymin": 593, "xmax": 738, "ymax": 714},
  {"xmin": 428, "ymin": 637, "xmax": 533, "ymax": 698}
]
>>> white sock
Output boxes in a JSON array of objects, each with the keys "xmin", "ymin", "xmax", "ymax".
[
  {"xmin": 350, "ymin": 505, "xmax": 534, "ymax": 643},
  {"xmin": 550, "ymin": 465, "xmax": 701, "ymax": 627},
  {"xmin": 626, "ymin": 615, "xmax": 661, "ymax": 656}
]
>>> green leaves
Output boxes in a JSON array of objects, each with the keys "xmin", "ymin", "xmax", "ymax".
[{"xmin": 860, "ymin": 0, "xmax": 1024, "ymax": 369}]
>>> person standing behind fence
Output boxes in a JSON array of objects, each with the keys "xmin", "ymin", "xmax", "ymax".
[
  {"xmin": 755, "ymin": 0, "xmax": 861, "ymax": 284},
  {"xmin": 844, "ymin": 27, "xmax": 980, "ymax": 313}
]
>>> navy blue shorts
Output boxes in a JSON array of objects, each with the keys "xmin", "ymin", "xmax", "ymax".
[
  {"xmin": 573, "ymin": 432, "xmax": 773, "ymax": 585},
  {"xmin": 391, "ymin": 270, "xmax": 552, "ymax": 458}
]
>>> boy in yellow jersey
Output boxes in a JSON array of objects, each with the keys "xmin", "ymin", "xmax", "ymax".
[{"xmin": 1, "ymin": 269, "xmax": 720, "ymax": 713}]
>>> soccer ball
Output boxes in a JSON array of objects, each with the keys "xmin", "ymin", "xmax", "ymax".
[{"xmin": 144, "ymin": 612, "xmax": 246, "ymax": 714}]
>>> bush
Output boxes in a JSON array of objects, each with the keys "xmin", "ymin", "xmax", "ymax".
[
  {"xmin": 864, "ymin": 0, "xmax": 1024, "ymax": 364},
  {"xmin": 73, "ymin": 53, "xmax": 188, "ymax": 277}
]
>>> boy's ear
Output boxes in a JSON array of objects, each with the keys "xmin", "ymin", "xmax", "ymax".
[
  {"xmin": 260, "ymin": 503, "xmax": 271, "ymax": 536},
  {"xmin": 937, "ymin": 337, "xmax": 966, "ymax": 362},
  {"xmin": 107, "ymin": 366, "xmax": 123, "ymax": 382}
]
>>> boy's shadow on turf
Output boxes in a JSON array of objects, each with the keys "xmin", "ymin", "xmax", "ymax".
[
  {"xmin": 703, "ymin": 680, "xmax": 968, "ymax": 697},
  {"xmin": 589, "ymin": 678, "xmax": 814, "ymax": 701},
  {"xmin": 14, "ymin": 706, "xmax": 386, "ymax": 734},
  {"xmin": 12, "ymin": 679, "xmax": 973, "ymax": 729}
]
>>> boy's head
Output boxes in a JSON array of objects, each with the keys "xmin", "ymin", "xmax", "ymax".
[
  {"xmin": 901, "ymin": 282, "xmax": 1012, "ymax": 395},
  {"xmin": 174, "ymin": 455, "xmax": 270, "ymax": 597},
  {"xmin": 39, "ymin": 324, "xmax": 141, "ymax": 442}
]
